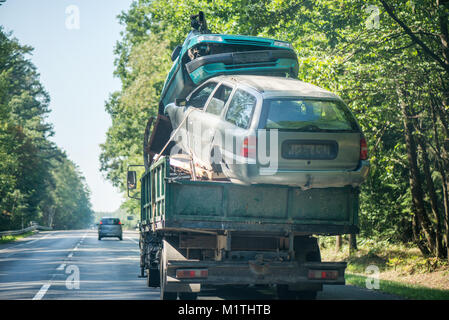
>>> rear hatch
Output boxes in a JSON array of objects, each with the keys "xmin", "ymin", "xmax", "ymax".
[
  {"xmin": 100, "ymin": 218, "xmax": 122, "ymax": 233},
  {"xmin": 258, "ymin": 98, "xmax": 362, "ymax": 171}
]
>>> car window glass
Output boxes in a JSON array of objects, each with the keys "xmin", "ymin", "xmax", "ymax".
[
  {"xmin": 264, "ymin": 99, "xmax": 357, "ymax": 131},
  {"xmin": 188, "ymin": 82, "xmax": 217, "ymax": 108},
  {"xmin": 101, "ymin": 218, "xmax": 120, "ymax": 225},
  {"xmin": 225, "ymin": 89, "xmax": 257, "ymax": 129},
  {"xmin": 205, "ymin": 84, "xmax": 233, "ymax": 116}
]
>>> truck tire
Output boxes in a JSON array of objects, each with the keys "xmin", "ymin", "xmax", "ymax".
[
  {"xmin": 178, "ymin": 292, "xmax": 198, "ymax": 300},
  {"xmin": 147, "ymin": 267, "xmax": 160, "ymax": 287},
  {"xmin": 276, "ymin": 285, "xmax": 297, "ymax": 300},
  {"xmin": 296, "ymin": 291, "xmax": 318, "ymax": 300},
  {"xmin": 277, "ymin": 285, "xmax": 318, "ymax": 300},
  {"xmin": 160, "ymin": 251, "xmax": 177, "ymax": 300}
]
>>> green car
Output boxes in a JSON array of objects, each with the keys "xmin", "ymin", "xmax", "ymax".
[{"xmin": 159, "ymin": 32, "xmax": 299, "ymax": 113}]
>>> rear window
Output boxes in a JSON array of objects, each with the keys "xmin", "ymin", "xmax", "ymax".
[
  {"xmin": 262, "ymin": 99, "xmax": 358, "ymax": 131},
  {"xmin": 101, "ymin": 218, "xmax": 121, "ymax": 225}
]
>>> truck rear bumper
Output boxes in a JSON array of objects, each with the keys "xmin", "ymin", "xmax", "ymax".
[{"xmin": 165, "ymin": 260, "xmax": 346, "ymax": 291}]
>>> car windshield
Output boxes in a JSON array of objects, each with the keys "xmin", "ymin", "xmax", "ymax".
[
  {"xmin": 101, "ymin": 218, "xmax": 120, "ymax": 225},
  {"xmin": 263, "ymin": 99, "xmax": 358, "ymax": 131}
]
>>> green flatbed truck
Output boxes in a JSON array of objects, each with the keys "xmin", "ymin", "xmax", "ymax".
[{"xmin": 129, "ymin": 155, "xmax": 360, "ymax": 300}]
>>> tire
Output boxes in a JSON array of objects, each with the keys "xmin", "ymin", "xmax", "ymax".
[
  {"xmin": 119, "ymin": 236, "xmax": 123, "ymax": 241},
  {"xmin": 277, "ymin": 285, "xmax": 317, "ymax": 300},
  {"xmin": 276, "ymin": 285, "xmax": 297, "ymax": 300},
  {"xmin": 147, "ymin": 268, "xmax": 160, "ymax": 287},
  {"xmin": 98, "ymin": 236, "xmax": 102, "ymax": 241},
  {"xmin": 160, "ymin": 251, "xmax": 177, "ymax": 300},
  {"xmin": 179, "ymin": 292, "xmax": 198, "ymax": 300},
  {"xmin": 296, "ymin": 291, "xmax": 318, "ymax": 300}
]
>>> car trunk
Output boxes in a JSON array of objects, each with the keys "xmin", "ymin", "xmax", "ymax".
[
  {"xmin": 258, "ymin": 98, "xmax": 362, "ymax": 172},
  {"xmin": 267, "ymin": 131, "xmax": 361, "ymax": 171}
]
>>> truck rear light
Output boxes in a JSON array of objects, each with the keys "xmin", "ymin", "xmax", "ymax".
[
  {"xmin": 360, "ymin": 137, "xmax": 368, "ymax": 160},
  {"xmin": 308, "ymin": 270, "xmax": 339, "ymax": 280},
  {"xmin": 176, "ymin": 269, "xmax": 208, "ymax": 279},
  {"xmin": 241, "ymin": 136, "xmax": 257, "ymax": 158}
]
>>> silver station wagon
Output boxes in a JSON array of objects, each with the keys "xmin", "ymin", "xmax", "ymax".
[{"xmin": 165, "ymin": 75, "xmax": 369, "ymax": 188}]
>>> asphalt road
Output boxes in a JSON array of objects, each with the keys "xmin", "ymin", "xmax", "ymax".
[{"xmin": 0, "ymin": 230, "xmax": 403, "ymax": 300}]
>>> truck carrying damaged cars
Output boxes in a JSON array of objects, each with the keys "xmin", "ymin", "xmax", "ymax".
[{"xmin": 127, "ymin": 12, "xmax": 370, "ymax": 300}]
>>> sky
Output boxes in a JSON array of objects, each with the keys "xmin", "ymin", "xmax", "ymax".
[{"xmin": 0, "ymin": 0, "xmax": 134, "ymax": 212}]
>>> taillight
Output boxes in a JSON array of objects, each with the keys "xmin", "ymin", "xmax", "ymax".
[
  {"xmin": 99, "ymin": 221, "xmax": 102, "ymax": 225},
  {"xmin": 360, "ymin": 137, "xmax": 368, "ymax": 160},
  {"xmin": 176, "ymin": 269, "xmax": 208, "ymax": 279},
  {"xmin": 241, "ymin": 136, "xmax": 257, "ymax": 158},
  {"xmin": 118, "ymin": 222, "xmax": 121, "ymax": 225},
  {"xmin": 308, "ymin": 270, "xmax": 339, "ymax": 280}
]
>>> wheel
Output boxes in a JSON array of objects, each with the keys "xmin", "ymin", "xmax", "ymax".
[
  {"xmin": 296, "ymin": 291, "xmax": 317, "ymax": 300},
  {"xmin": 179, "ymin": 292, "xmax": 198, "ymax": 300},
  {"xmin": 276, "ymin": 285, "xmax": 297, "ymax": 300},
  {"xmin": 147, "ymin": 268, "xmax": 160, "ymax": 287},
  {"xmin": 98, "ymin": 236, "xmax": 102, "ymax": 240},
  {"xmin": 160, "ymin": 252, "xmax": 177, "ymax": 300},
  {"xmin": 119, "ymin": 236, "xmax": 123, "ymax": 241}
]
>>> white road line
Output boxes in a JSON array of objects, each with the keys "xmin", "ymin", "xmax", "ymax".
[
  {"xmin": 56, "ymin": 263, "xmax": 66, "ymax": 271},
  {"xmin": 67, "ymin": 253, "xmax": 73, "ymax": 258},
  {"xmin": 126, "ymin": 237, "xmax": 139, "ymax": 245},
  {"xmin": 32, "ymin": 283, "xmax": 51, "ymax": 300}
]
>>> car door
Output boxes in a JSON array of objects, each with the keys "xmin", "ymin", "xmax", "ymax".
[
  {"xmin": 220, "ymin": 88, "xmax": 259, "ymax": 177},
  {"xmin": 197, "ymin": 83, "xmax": 234, "ymax": 167},
  {"xmin": 184, "ymin": 81, "xmax": 218, "ymax": 160}
]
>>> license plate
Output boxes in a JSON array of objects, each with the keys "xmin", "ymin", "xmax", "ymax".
[
  {"xmin": 233, "ymin": 52, "xmax": 270, "ymax": 64},
  {"xmin": 282, "ymin": 141, "xmax": 338, "ymax": 160}
]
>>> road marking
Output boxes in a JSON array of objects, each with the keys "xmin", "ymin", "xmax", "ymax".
[
  {"xmin": 67, "ymin": 253, "xmax": 73, "ymax": 258},
  {"xmin": 57, "ymin": 263, "xmax": 66, "ymax": 271},
  {"xmin": 126, "ymin": 237, "xmax": 139, "ymax": 244},
  {"xmin": 33, "ymin": 283, "xmax": 51, "ymax": 300}
]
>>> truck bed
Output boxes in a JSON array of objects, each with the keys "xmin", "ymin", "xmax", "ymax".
[{"xmin": 141, "ymin": 156, "xmax": 359, "ymax": 236}]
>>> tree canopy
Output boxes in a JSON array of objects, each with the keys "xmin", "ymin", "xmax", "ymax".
[
  {"xmin": 0, "ymin": 28, "xmax": 94, "ymax": 231},
  {"xmin": 100, "ymin": 0, "xmax": 449, "ymax": 259}
]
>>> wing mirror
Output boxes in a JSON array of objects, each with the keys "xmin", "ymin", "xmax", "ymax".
[
  {"xmin": 171, "ymin": 45, "xmax": 182, "ymax": 62},
  {"xmin": 127, "ymin": 171, "xmax": 137, "ymax": 190},
  {"xmin": 175, "ymin": 98, "xmax": 187, "ymax": 106}
]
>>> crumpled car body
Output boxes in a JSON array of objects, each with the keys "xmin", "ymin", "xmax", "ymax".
[
  {"xmin": 165, "ymin": 75, "xmax": 370, "ymax": 189},
  {"xmin": 159, "ymin": 32, "xmax": 299, "ymax": 113}
]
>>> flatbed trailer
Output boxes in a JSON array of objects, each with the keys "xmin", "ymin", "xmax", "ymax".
[{"xmin": 136, "ymin": 156, "xmax": 359, "ymax": 300}]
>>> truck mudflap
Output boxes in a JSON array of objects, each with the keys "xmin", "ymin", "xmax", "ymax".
[{"xmin": 165, "ymin": 260, "xmax": 346, "ymax": 290}]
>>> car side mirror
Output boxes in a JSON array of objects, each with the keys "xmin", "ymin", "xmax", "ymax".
[
  {"xmin": 171, "ymin": 45, "xmax": 182, "ymax": 62},
  {"xmin": 127, "ymin": 171, "xmax": 137, "ymax": 190},
  {"xmin": 175, "ymin": 98, "xmax": 187, "ymax": 106}
]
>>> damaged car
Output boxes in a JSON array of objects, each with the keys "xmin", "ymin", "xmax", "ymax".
[
  {"xmin": 158, "ymin": 13, "xmax": 299, "ymax": 113},
  {"xmin": 164, "ymin": 75, "xmax": 370, "ymax": 188}
]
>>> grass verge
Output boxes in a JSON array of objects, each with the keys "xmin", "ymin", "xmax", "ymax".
[
  {"xmin": 0, "ymin": 231, "xmax": 36, "ymax": 244},
  {"xmin": 346, "ymin": 273, "xmax": 449, "ymax": 300}
]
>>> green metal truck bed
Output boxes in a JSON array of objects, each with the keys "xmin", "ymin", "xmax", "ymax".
[{"xmin": 141, "ymin": 157, "xmax": 359, "ymax": 236}]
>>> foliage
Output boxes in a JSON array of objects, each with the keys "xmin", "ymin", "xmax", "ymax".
[
  {"xmin": 0, "ymin": 28, "xmax": 94, "ymax": 231},
  {"xmin": 100, "ymin": 0, "xmax": 449, "ymax": 258}
]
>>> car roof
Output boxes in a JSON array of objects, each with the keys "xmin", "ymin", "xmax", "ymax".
[{"xmin": 214, "ymin": 75, "xmax": 341, "ymax": 100}]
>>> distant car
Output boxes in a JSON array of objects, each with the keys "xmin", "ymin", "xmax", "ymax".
[
  {"xmin": 98, "ymin": 217, "xmax": 123, "ymax": 241},
  {"xmin": 165, "ymin": 75, "xmax": 369, "ymax": 188}
]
